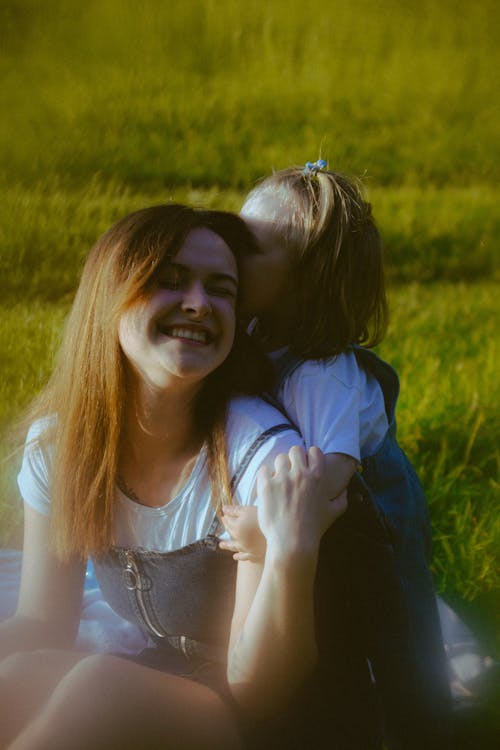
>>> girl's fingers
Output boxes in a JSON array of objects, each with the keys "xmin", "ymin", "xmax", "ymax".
[
  {"xmin": 233, "ymin": 552, "xmax": 261, "ymax": 562},
  {"xmin": 220, "ymin": 515, "xmax": 236, "ymax": 533},
  {"xmin": 219, "ymin": 540, "xmax": 241, "ymax": 553},
  {"xmin": 221, "ymin": 504, "xmax": 242, "ymax": 517},
  {"xmin": 221, "ymin": 518, "xmax": 237, "ymax": 536},
  {"xmin": 219, "ymin": 539, "xmax": 238, "ymax": 552}
]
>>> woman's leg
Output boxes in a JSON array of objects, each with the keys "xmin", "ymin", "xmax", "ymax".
[
  {"xmin": 8, "ymin": 653, "xmax": 242, "ymax": 750},
  {"xmin": 0, "ymin": 649, "xmax": 87, "ymax": 747}
]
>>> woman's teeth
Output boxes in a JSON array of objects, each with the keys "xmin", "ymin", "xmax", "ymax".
[{"xmin": 163, "ymin": 326, "xmax": 209, "ymax": 344}]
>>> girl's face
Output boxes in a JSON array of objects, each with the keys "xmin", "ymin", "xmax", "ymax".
[
  {"xmin": 239, "ymin": 195, "xmax": 293, "ymax": 321},
  {"xmin": 118, "ymin": 228, "xmax": 238, "ymax": 390}
]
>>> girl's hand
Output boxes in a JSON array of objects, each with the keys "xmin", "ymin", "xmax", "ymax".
[
  {"xmin": 257, "ymin": 445, "xmax": 347, "ymax": 560},
  {"xmin": 220, "ymin": 506, "xmax": 266, "ymax": 562}
]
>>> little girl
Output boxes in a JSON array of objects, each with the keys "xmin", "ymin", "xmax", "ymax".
[{"xmin": 221, "ymin": 162, "xmax": 451, "ymax": 749}]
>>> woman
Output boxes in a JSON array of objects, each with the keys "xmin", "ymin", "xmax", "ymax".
[{"xmin": 0, "ymin": 204, "xmax": 345, "ymax": 749}]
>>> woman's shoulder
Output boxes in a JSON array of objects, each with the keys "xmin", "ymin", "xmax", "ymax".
[
  {"xmin": 18, "ymin": 416, "xmax": 56, "ymax": 515},
  {"xmin": 226, "ymin": 396, "xmax": 294, "ymax": 437},
  {"xmin": 224, "ymin": 397, "xmax": 302, "ymax": 500},
  {"xmin": 19, "ymin": 414, "xmax": 57, "ymax": 481},
  {"xmin": 24, "ymin": 414, "xmax": 57, "ymax": 444},
  {"xmin": 225, "ymin": 397, "xmax": 299, "ymax": 468}
]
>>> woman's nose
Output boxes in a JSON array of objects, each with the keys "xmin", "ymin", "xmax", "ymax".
[{"xmin": 181, "ymin": 281, "xmax": 211, "ymax": 317}]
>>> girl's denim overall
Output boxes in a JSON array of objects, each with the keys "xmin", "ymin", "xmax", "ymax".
[
  {"xmin": 265, "ymin": 347, "xmax": 452, "ymax": 750},
  {"xmin": 92, "ymin": 424, "xmax": 291, "ymax": 704}
]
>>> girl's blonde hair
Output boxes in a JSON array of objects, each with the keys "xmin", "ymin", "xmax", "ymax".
[
  {"xmin": 245, "ymin": 167, "xmax": 388, "ymax": 358},
  {"xmin": 26, "ymin": 204, "xmax": 271, "ymax": 560}
]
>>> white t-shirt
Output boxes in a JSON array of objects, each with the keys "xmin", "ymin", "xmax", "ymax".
[
  {"xmin": 272, "ymin": 350, "xmax": 388, "ymax": 462},
  {"xmin": 17, "ymin": 397, "xmax": 301, "ymax": 552}
]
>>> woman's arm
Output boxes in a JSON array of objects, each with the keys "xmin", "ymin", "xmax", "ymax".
[
  {"xmin": 226, "ymin": 446, "xmax": 346, "ymax": 717},
  {"xmin": 0, "ymin": 504, "xmax": 86, "ymax": 660}
]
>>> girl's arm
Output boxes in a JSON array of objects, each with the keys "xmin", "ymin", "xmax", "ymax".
[
  {"xmin": 0, "ymin": 504, "xmax": 86, "ymax": 660},
  {"xmin": 226, "ymin": 446, "xmax": 346, "ymax": 717},
  {"xmin": 324, "ymin": 451, "xmax": 357, "ymax": 498}
]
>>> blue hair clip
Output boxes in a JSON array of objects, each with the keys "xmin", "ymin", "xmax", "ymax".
[{"xmin": 303, "ymin": 159, "xmax": 328, "ymax": 176}]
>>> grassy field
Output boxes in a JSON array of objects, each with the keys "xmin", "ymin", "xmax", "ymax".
[
  {"xmin": 1, "ymin": 0, "xmax": 498, "ymax": 187},
  {"xmin": 1, "ymin": 0, "xmax": 499, "ymax": 648},
  {"xmin": 1, "ymin": 180, "xmax": 498, "ymax": 303}
]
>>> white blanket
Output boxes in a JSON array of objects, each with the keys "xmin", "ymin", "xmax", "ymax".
[{"xmin": 0, "ymin": 549, "xmax": 148, "ymax": 654}]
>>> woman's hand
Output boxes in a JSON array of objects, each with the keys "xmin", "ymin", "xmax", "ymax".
[
  {"xmin": 220, "ymin": 506, "xmax": 266, "ymax": 562},
  {"xmin": 221, "ymin": 445, "xmax": 347, "ymax": 563},
  {"xmin": 257, "ymin": 445, "xmax": 347, "ymax": 561}
]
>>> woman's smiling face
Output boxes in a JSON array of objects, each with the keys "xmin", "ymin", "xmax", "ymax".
[{"xmin": 118, "ymin": 227, "xmax": 238, "ymax": 390}]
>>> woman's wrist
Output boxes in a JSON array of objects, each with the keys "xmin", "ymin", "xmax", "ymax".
[{"xmin": 264, "ymin": 539, "xmax": 319, "ymax": 573}]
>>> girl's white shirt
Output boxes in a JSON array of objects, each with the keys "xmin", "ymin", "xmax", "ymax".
[
  {"xmin": 17, "ymin": 397, "xmax": 301, "ymax": 553},
  {"xmin": 271, "ymin": 349, "xmax": 389, "ymax": 462}
]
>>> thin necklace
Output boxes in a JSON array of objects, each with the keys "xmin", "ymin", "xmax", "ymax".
[
  {"xmin": 116, "ymin": 474, "xmax": 147, "ymax": 506},
  {"xmin": 116, "ymin": 450, "xmax": 203, "ymax": 507}
]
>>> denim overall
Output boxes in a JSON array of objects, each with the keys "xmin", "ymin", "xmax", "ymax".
[
  {"xmin": 92, "ymin": 424, "xmax": 291, "ymax": 706},
  {"xmin": 260, "ymin": 346, "xmax": 452, "ymax": 750}
]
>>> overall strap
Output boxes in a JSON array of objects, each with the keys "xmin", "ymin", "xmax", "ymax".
[
  {"xmin": 207, "ymin": 423, "xmax": 294, "ymax": 536},
  {"xmin": 271, "ymin": 348, "xmax": 303, "ymax": 388},
  {"xmin": 229, "ymin": 423, "xmax": 294, "ymax": 494},
  {"xmin": 351, "ymin": 345, "xmax": 400, "ymax": 425},
  {"xmin": 265, "ymin": 349, "xmax": 303, "ymax": 427}
]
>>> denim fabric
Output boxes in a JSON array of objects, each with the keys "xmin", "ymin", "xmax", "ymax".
[
  {"xmin": 269, "ymin": 346, "xmax": 452, "ymax": 749},
  {"xmin": 92, "ymin": 517, "xmax": 237, "ymax": 703},
  {"xmin": 93, "ymin": 516, "xmax": 236, "ymax": 665}
]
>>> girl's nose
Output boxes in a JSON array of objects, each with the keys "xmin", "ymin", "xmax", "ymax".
[{"xmin": 181, "ymin": 281, "xmax": 211, "ymax": 318}]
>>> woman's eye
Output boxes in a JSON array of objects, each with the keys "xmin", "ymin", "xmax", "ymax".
[
  {"xmin": 158, "ymin": 271, "xmax": 182, "ymax": 289},
  {"xmin": 208, "ymin": 286, "xmax": 236, "ymax": 298}
]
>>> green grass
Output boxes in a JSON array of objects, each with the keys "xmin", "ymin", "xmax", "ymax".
[
  {"xmin": 1, "ymin": 1, "xmax": 498, "ymax": 294},
  {"xmin": 1, "ymin": 180, "xmax": 498, "ymax": 306},
  {"xmin": 0, "ymin": 0, "xmax": 498, "ymax": 189},
  {"xmin": 378, "ymin": 284, "xmax": 499, "ymax": 600}
]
